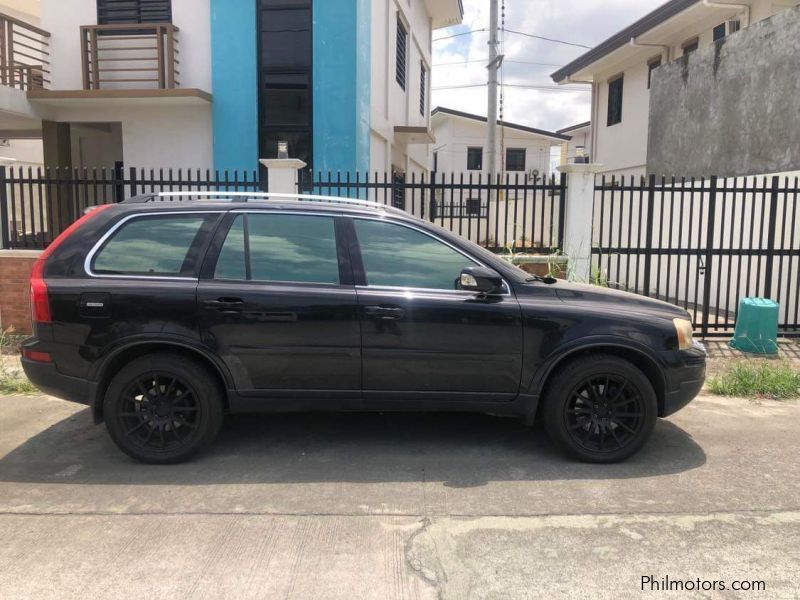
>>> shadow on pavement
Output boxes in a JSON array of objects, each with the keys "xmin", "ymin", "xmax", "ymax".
[{"xmin": 0, "ymin": 409, "xmax": 706, "ymax": 488}]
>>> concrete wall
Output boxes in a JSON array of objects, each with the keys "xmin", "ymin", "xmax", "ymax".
[{"xmin": 648, "ymin": 5, "xmax": 800, "ymax": 177}]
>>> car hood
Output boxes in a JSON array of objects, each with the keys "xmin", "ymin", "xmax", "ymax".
[{"xmin": 548, "ymin": 281, "xmax": 690, "ymax": 320}]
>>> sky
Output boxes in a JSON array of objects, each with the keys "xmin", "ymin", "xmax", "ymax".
[{"xmin": 431, "ymin": 0, "xmax": 667, "ymax": 132}]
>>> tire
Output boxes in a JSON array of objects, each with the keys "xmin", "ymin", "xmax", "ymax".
[
  {"xmin": 541, "ymin": 355, "xmax": 658, "ymax": 463},
  {"xmin": 104, "ymin": 353, "xmax": 224, "ymax": 464}
]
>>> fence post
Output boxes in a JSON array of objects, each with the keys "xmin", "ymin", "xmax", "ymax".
[
  {"xmin": 700, "ymin": 176, "xmax": 718, "ymax": 338},
  {"xmin": 762, "ymin": 175, "xmax": 780, "ymax": 299},
  {"xmin": 0, "ymin": 166, "xmax": 8, "ymax": 249},
  {"xmin": 128, "ymin": 166, "xmax": 137, "ymax": 199},
  {"xmin": 557, "ymin": 163, "xmax": 604, "ymax": 282},
  {"xmin": 259, "ymin": 158, "xmax": 307, "ymax": 194},
  {"xmin": 642, "ymin": 174, "xmax": 657, "ymax": 296}
]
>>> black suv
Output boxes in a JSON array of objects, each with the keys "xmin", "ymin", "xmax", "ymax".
[{"xmin": 22, "ymin": 193, "xmax": 706, "ymax": 464}]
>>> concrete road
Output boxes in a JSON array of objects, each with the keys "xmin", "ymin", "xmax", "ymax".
[{"xmin": 0, "ymin": 393, "xmax": 798, "ymax": 599}]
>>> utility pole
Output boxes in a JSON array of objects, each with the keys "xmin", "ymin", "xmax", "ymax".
[{"xmin": 487, "ymin": 0, "xmax": 500, "ymax": 184}]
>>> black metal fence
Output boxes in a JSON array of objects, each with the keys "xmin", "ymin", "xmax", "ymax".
[
  {"xmin": 0, "ymin": 166, "xmax": 261, "ymax": 249},
  {"xmin": 593, "ymin": 174, "xmax": 800, "ymax": 338},
  {"xmin": 299, "ymin": 170, "xmax": 567, "ymax": 252}
]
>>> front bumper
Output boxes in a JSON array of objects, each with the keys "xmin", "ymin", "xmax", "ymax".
[
  {"xmin": 21, "ymin": 357, "xmax": 95, "ymax": 406},
  {"xmin": 660, "ymin": 343, "xmax": 707, "ymax": 417}
]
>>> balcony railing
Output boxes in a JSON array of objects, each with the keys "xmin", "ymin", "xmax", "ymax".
[
  {"xmin": 0, "ymin": 12, "xmax": 50, "ymax": 91},
  {"xmin": 80, "ymin": 23, "xmax": 180, "ymax": 90}
]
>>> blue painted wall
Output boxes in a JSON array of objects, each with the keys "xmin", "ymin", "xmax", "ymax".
[
  {"xmin": 210, "ymin": 0, "xmax": 259, "ymax": 172},
  {"xmin": 312, "ymin": 0, "xmax": 370, "ymax": 175}
]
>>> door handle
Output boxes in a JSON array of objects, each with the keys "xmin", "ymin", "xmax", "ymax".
[
  {"xmin": 364, "ymin": 305, "xmax": 405, "ymax": 320},
  {"xmin": 203, "ymin": 298, "xmax": 245, "ymax": 313}
]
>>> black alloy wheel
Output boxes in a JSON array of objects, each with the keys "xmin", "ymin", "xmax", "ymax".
[
  {"xmin": 542, "ymin": 355, "xmax": 658, "ymax": 463},
  {"xmin": 104, "ymin": 353, "xmax": 224, "ymax": 463}
]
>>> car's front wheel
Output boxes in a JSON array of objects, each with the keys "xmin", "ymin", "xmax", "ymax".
[
  {"xmin": 542, "ymin": 355, "xmax": 658, "ymax": 463},
  {"xmin": 104, "ymin": 353, "xmax": 224, "ymax": 464}
]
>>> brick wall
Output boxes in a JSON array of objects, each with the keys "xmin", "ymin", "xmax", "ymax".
[{"xmin": 0, "ymin": 251, "xmax": 40, "ymax": 336}]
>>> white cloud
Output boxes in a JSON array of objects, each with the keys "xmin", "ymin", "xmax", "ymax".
[{"xmin": 432, "ymin": 0, "xmax": 666, "ymax": 131}]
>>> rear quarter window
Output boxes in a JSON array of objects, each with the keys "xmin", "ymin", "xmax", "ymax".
[{"xmin": 91, "ymin": 214, "xmax": 215, "ymax": 276}]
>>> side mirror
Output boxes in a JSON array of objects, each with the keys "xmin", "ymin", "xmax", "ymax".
[{"xmin": 458, "ymin": 266, "xmax": 505, "ymax": 295}]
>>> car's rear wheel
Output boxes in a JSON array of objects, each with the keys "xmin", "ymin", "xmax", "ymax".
[
  {"xmin": 104, "ymin": 354, "xmax": 224, "ymax": 464},
  {"xmin": 542, "ymin": 355, "xmax": 658, "ymax": 463}
]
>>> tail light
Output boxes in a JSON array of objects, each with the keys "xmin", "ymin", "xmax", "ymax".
[{"xmin": 30, "ymin": 204, "xmax": 113, "ymax": 324}]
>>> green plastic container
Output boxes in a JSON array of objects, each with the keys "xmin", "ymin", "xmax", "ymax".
[{"xmin": 729, "ymin": 297, "xmax": 779, "ymax": 354}]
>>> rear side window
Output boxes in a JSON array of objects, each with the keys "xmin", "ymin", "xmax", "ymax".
[
  {"xmin": 214, "ymin": 213, "xmax": 340, "ymax": 285},
  {"xmin": 354, "ymin": 219, "xmax": 476, "ymax": 290},
  {"xmin": 92, "ymin": 214, "xmax": 212, "ymax": 276}
]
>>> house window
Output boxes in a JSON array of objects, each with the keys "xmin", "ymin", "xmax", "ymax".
[
  {"xmin": 506, "ymin": 148, "xmax": 526, "ymax": 172},
  {"xmin": 259, "ymin": 0, "xmax": 313, "ymax": 167},
  {"xmin": 466, "ymin": 198, "xmax": 483, "ymax": 217},
  {"xmin": 682, "ymin": 38, "xmax": 699, "ymax": 56},
  {"xmin": 97, "ymin": 0, "xmax": 172, "ymax": 25},
  {"xmin": 728, "ymin": 20, "xmax": 741, "ymax": 34},
  {"xmin": 467, "ymin": 147, "xmax": 483, "ymax": 171},
  {"xmin": 396, "ymin": 17, "xmax": 408, "ymax": 90},
  {"xmin": 713, "ymin": 23, "xmax": 727, "ymax": 42},
  {"xmin": 607, "ymin": 75, "xmax": 623, "ymax": 126},
  {"xmin": 419, "ymin": 63, "xmax": 427, "ymax": 115},
  {"xmin": 433, "ymin": 151, "xmax": 438, "ymax": 172},
  {"xmin": 647, "ymin": 57, "xmax": 662, "ymax": 89}
]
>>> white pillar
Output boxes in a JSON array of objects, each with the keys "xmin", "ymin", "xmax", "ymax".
[
  {"xmin": 259, "ymin": 158, "xmax": 307, "ymax": 195},
  {"xmin": 557, "ymin": 163, "xmax": 604, "ymax": 283}
]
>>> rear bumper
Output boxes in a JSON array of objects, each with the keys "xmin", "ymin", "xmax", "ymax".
[{"xmin": 21, "ymin": 358, "xmax": 96, "ymax": 406}]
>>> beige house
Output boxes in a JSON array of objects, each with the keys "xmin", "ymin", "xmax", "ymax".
[
  {"xmin": 557, "ymin": 121, "xmax": 592, "ymax": 166},
  {"xmin": 551, "ymin": 0, "xmax": 800, "ymax": 177}
]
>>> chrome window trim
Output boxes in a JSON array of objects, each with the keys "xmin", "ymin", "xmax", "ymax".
[
  {"xmin": 351, "ymin": 215, "xmax": 512, "ymax": 297},
  {"xmin": 84, "ymin": 211, "xmax": 222, "ymax": 280}
]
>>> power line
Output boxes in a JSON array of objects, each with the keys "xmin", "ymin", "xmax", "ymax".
[
  {"xmin": 502, "ymin": 28, "xmax": 591, "ymax": 49},
  {"xmin": 433, "ymin": 27, "xmax": 591, "ymax": 50},
  {"xmin": 432, "ymin": 83, "xmax": 590, "ymax": 92},
  {"xmin": 433, "ymin": 58, "xmax": 564, "ymax": 67}
]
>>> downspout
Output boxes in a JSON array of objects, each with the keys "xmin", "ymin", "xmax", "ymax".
[
  {"xmin": 702, "ymin": 0, "xmax": 751, "ymax": 27},
  {"xmin": 629, "ymin": 37, "xmax": 671, "ymax": 62}
]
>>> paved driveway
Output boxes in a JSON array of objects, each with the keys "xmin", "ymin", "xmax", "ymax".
[{"xmin": 0, "ymin": 393, "xmax": 798, "ymax": 599}]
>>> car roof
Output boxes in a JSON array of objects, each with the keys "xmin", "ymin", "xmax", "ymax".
[{"xmin": 115, "ymin": 191, "xmax": 415, "ymax": 220}]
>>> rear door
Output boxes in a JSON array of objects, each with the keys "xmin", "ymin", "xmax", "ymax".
[
  {"xmin": 349, "ymin": 217, "xmax": 524, "ymax": 403},
  {"xmin": 197, "ymin": 210, "xmax": 361, "ymax": 398}
]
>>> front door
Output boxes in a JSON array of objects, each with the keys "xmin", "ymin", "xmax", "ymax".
[
  {"xmin": 349, "ymin": 217, "xmax": 523, "ymax": 403},
  {"xmin": 197, "ymin": 211, "xmax": 360, "ymax": 398}
]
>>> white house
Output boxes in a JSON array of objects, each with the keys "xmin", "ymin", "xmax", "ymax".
[
  {"xmin": 0, "ymin": 0, "xmax": 462, "ymax": 176},
  {"xmin": 557, "ymin": 121, "xmax": 592, "ymax": 166},
  {"xmin": 429, "ymin": 106, "xmax": 569, "ymax": 249},
  {"xmin": 430, "ymin": 106, "xmax": 569, "ymax": 180},
  {"xmin": 551, "ymin": 0, "xmax": 800, "ymax": 176}
]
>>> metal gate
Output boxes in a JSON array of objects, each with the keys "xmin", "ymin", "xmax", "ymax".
[{"xmin": 593, "ymin": 174, "xmax": 800, "ymax": 337}]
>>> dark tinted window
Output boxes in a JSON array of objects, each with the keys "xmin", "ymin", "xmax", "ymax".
[
  {"xmin": 506, "ymin": 148, "xmax": 526, "ymax": 172},
  {"xmin": 682, "ymin": 38, "xmax": 699, "ymax": 56},
  {"xmin": 647, "ymin": 58, "xmax": 662, "ymax": 89},
  {"xmin": 259, "ymin": 0, "xmax": 312, "ymax": 166},
  {"xmin": 355, "ymin": 219, "xmax": 476, "ymax": 290},
  {"xmin": 467, "ymin": 147, "xmax": 483, "ymax": 170},
  {"xmin": 97, "ymin": 0, "xmax": 171, "ymax": 25},
  {"xmin": 396, "ymin": 18, "xmax": 407, "ymax": 90},
  {"xmin": 215, "ymin": 214, "xmax": 339, "ymax": 285},
  {"xmin": 419, "ymin": 63, "xmax": 427, "ymax": 115},
  {"xmin": 93, "ymin": 214, "xmax": 208, "ymax": 276},
  {"xmin": 713, "ymin": 23, "xmax": 726, "ymax": 41},
  {"xmin": 607, "ymin": 76, "xmax": 623, "ymax": 126}
]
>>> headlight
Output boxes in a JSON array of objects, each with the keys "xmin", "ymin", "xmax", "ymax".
[{"xmin": 673, "ymin": 318, "xmax": 694, "ymax": 350}]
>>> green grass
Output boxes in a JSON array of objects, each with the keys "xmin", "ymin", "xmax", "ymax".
[
  {"xmin": 0, "ymin": 373, "xmax": 38, "ymax": 395},
  {"xmin": 707, "ymin": 362, "xmax": 800, "ymax": 400}
]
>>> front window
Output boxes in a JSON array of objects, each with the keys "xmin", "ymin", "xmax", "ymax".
[
  {"xmin": 396, "ymin": 17, "xmax": 408, "ymax": 90},
  {"xmin": 682, "ymin": 38, "xmax": 699, "ymax": 56},
  {"xmin": 214, "ymin": 213, "xmax": 340, "ymax": 285},
  {"xmin": 607, "ymin": 75, "xmax": 623, "ymax": 126},
  {"xmin": 419, "ymin": 62, "xmax": 427, "ymax": 115},
  {"xmin": 506, "ymin": 148, "xmax": 526, "ymax": 172},
  {"xmin": 354, "ymin": 219, "xmax": 476, "ymax": 290},
  {"xmin": 467, "ymin": 147, "xmax": 483, "ymax": 171}
]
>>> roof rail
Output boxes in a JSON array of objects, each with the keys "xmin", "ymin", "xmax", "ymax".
[{"xmin": 124, "ymin": 190, "xmax": 407, "ymax": 215}]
